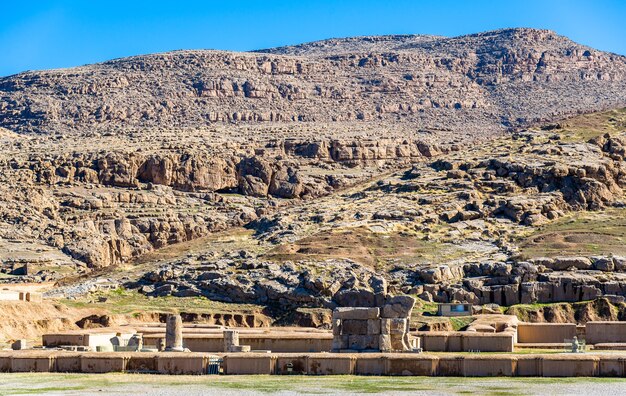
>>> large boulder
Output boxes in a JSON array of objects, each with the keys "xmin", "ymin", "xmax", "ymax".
[
  {"xmin": 552, "ymin": 256, "xmax": 593, "ymax": 270},
  {"xmin": 237, "ymin": 156, "xmax": 273, "ymax": 197}
]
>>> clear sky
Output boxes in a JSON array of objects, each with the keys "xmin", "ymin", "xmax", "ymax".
[{"xmin": 1, "ymin": 0, "xmax": 625, "ymax": 77}]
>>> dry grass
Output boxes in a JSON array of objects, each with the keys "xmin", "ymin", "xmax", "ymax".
[
  {"xmin": 517, "ymin": 208, "xmax": 626, "ymax": 258},
  {"xmin": 60, "ymin": 288, "xmax": 264, "ymax": 316},
  {"xmin": 263, "ymin": 226, "xmax": 465, "ymax": 268},
  {"xmin": 552, "ymin": 107, "xmax": 626, "ymax": 142}
]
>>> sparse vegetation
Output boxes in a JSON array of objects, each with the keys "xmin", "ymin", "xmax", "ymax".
[
  {"xmin": 60, "ymin": 288, "xmax": 263, "ymax": 315},
  {"xmin": 518, "ymin": 208, "xmax": 626, "ymax": 258},
  {"xmin": 550, "ymin": 107, "xmax": 626, "ymax": 142}
]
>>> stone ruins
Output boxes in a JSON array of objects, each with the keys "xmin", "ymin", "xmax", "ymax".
[
  {"xmin": 223, "ymin": 329, "xmax": 251, "ymax": 352},
  {"xmin": 332, "ymin": 295, "xmax": 416, "ymax": 352}
]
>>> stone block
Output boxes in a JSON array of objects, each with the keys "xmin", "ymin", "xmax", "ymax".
[
  {"xmin": 11, "ymin": 357, "xmax": 54, "ymax": 372},
  {"xmin": 333, "ymin": 289, "xmax": 377, "ymax": 307},
  {"xmin": 308, "ymin": 355, "xmax": 354, "ymax": 375},
  {"xmin": 614, "ymin": 256, "xmax": 626, "ymax": 271},
  {"xmin": 81, "ymin": 355, "xmax": 128, "ymax": 373},
  {"xmin": 379, "ymin": 334, "xmax": 392, "ymax": 352},
  {"xmin": 515, "ymin": 356, "xmax": 542, "ymax": 376},
  {"xmin": 126, "ymin": 354, "xmax": 158, "ymax": 373},
  {"xmin": 355, "ymin": 355, "xmax": 386, "ymax": 375},
  {"xmin": 228, "ymin": 345, "xmax": 251, "ymax": 353},
  {"xmin": 587, "ymin": 322, "xmax": 626, "ymax": 344},
  {"xmin": 11, "ymin": 340, "xmax": 27, "ymax": 350},
  {"xmin": 503, "ymin": 284, "xmax": 520, "ymax": 306},
  {"xmin": 367, "ymin": 319, "xmax": 381, "ymax": 335},
  {"xmin": 592, "ymin": 256, "xmax": 615, "ymax": 271},
  {"xmin": 542, "ymin": 356, "xmax": 599, "ymax": 377},
  {"xmin": 385, "ymin": 355, "xmax": 437, "ymax": 376},
  {"xmin": 332, "ymin": 307, "xmax": 379, "ymax": 320},
  {"xmin": 0, "ymin": 356, "xmax": 11, "ymax": 372},
  {"xmin": 599, "ymin": 357, "xmax": 626, "ymax": 377},
  {"xmin": 437, "ymin": 356, "xmax": 464, "ymax": 376},
  {"xmin": 348, "ymin": 335, "xmax": 379, "ymax": 350},
  {"xmin": 224, "ymin": 354, "xmax": 275, "ymax": 375},
  {"xmin": 157, "ymin": 354, "xmax": 207, "ymax": 375},
  {"xmin": 332, "ymin": 335, "xmax": 349, "ymax": 351},
  {"xmin": 332, "ymin": 319, "xmax": 342, "ymax": 335},
  {"xmin": 463, "ymin": 356, "xmax": 516, "ymax": 376},
  {"xmin": 275, "ymin": 355, "xmax": 307, "ymax": 375},
  {"xmin": 223, "ymin": 329, "xmax": 239, "ymax": 352},
  {"xmin": 381, "ymin": 295, "xmax": 416, "ymax": 318},
  {"xmin": 552, "ymin": 256, "xmax": 592, "ymax": 270},
  {"xmin": 390, "ymin": 334, "xmax": 408, "ymax": 351},
  {"xmin": 381, "ymin": 318, "xmax": 407, "ymax": 335},
  {"xmin": 517, "ymin": 323, "xmax": 576, "ymax": 344},
  {"xmin": 342, "ymin": 319, "xmax": 368, "ymax": 335},
  {"xmin": 55, "ymin": 354, "xmax": 81, "ymax": 372}
]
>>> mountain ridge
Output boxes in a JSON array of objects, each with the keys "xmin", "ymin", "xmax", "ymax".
[{"xmin": 1, "ymin": 27, "xmax": 626, "ymax": 140}]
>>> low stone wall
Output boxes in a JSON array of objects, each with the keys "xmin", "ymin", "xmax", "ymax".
[
  {"xmin": 42, "ymin": 332, "xmax": 136, "ymax": 349},
  {"xmin": 143, "ymin": 333, "xmax": 333, "ymax": 353},
  {"xmin": 415, "ymin": 331, "xmax": 515, "ymax": 352},
  {"xmin": 1, "ymin": 351, "xmax": 625, "ymax": 376},
  {"xmin": 517, "ymin": 323, "xmax": 577, "ymax": 344},
  {"xmin": 586, "ymin": 322, "xmax": 626, "ymax": 344}
]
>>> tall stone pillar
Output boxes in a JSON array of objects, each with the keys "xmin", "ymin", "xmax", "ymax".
[{"xmin": 165, "ymin": 314, "xmax": 184, "ymax": 352}]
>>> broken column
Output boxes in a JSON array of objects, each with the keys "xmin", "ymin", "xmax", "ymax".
[
  {"xmin": 223, "ymin": 329, "xmax": 251, "ymax": 352},
  {"xmin": 224, "ymin": 329, "xmax": 239, "ymax": 351},
  {"xmin": 127, "ymin": 334, "xmax": 143, "ymax": 351},
  {"xmin": 165, "ymin": 314, "xmax": 184, "ymax": 352}
]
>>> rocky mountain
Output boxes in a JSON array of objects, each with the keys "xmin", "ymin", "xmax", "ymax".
[
  {"xmin": 1, "ymin": 28, "xmax": 626, "ymax": 138},
  {"xmin": 2, "ymin": 28, "xmax": 626, "ymax": 325}
]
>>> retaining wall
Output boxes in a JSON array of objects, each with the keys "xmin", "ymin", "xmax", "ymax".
[
  {"xmin": 517, "ymin": 323, "xmax": 577, "ymax": 344},
  {"xmin": 586, "ymin": 322, "xmax": 626, "ymax": 344},
  {"xmin": 416, "ymin": 331, "xmax": 515, "ymax": 352},
  {"xmin": 2, "ymin": 351, "xmax": 625, "ymax": 376},
  {"xmin": 143, "ymin": 333, "xmax": 333, "ymax": 353}
]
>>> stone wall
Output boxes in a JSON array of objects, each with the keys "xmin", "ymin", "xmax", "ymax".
[
  {"xmin": 586, "ymin": 322, "xmax": 626, "ymax": 344},
  {"xmin": 3, "ymin": 351, "xmax": 626, "ymax": 376},
  {"xmin": 517, "ymin": 323, "xmax": 577, "ymax": 344}
]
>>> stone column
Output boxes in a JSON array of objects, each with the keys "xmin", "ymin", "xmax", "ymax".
[
  {"xmin": 223, "ymin": 329, "xmax": 239, "ymax": 352},
  {"xmin": 165, "ymin": 314, "xmax": 184, "ymax": 352}
]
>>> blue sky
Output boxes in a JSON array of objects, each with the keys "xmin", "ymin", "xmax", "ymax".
[{"xmin": 1, "ymin": 0, "xmax": 625, "ymax": 77}]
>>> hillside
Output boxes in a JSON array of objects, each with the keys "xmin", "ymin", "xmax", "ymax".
[
  {"xmin": 2, "ymin": 28, "xmax": 626, "ymax": 326},
  {"xmin": 1, "ymin": 28, "xmax": 626, "ymax": 140}
]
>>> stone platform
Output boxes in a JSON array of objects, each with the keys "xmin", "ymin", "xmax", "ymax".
[{"xmin": 2, "ymin": 350, "xmax": 626, "ymax": 376}]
